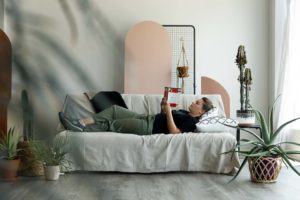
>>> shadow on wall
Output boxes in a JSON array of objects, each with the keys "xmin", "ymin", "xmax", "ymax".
[{"xmin": 5, "ymin": 0, "xmax": 123, "ymax": 140}]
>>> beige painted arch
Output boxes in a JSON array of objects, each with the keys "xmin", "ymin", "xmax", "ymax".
[{"xmin": 124, "ymin": 21, "xmax": 172, "ymax": 94}]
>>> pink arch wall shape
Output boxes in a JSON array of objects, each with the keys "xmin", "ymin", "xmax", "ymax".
[
  {"xmin": 124, "ymin": 21, "xmax": 172, "ymax": 94},
  {"xmin": 201, "ymin": 76, "xmax": 230, "ymax": 117}
]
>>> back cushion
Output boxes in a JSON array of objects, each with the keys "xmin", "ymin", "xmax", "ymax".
[
  {"xmin": 121, "ymin": 94, "xmax": 161, "ymax": 115},
  {"xmin": 62, "ymin": 94, "xmax": 95, "ymax": 118},
  {"xmin": 57, "ymin": 94, "xmax": 95, "ymax": 132},
  {"xmin": 122, "ymin": 94, "xmax": 225, "ymax": 117}
]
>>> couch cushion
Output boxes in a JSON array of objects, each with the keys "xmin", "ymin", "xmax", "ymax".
[
  {"xmin": 121, "ymin": 94, "xmax": 225, "ymax": 117},
  {"xmin": 57, "ymin": 94, "xmax": 96, "ymax": 132}
]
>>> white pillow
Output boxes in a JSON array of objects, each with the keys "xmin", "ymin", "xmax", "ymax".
[
  {"xmin": 195, "ymin": 116, "xmax": 238, "ymax": 133},
  {"xmin": 199, "ymin": 107, "xmax": 219, "ymax": 121}
]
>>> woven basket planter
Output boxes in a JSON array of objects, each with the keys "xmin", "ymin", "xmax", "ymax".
[
  {"xmin": 248, "ymin": 156, "xmax": 282, "ymax": 183},
  {"xmin": 17, "ymin": 141, "xmax": 44, "ymax": 176},
  {"xmin": 177, "ymin": 66, "xmax": 189, "ymax": 78}
]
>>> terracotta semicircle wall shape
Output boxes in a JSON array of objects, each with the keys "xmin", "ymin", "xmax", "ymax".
[
  {"xmin": 0, "ymin": 29, "xmax": 12, "ymax": 137},
  {"xmin": 201, "ymin": 76, "xmax": 230, "ymax": 118},
  {"xmin": 124, "ymin": 21, "xmax": 172, "ymax": 94}
]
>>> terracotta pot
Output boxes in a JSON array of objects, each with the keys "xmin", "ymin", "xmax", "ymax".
[
  {"xmin": 44, "ymin": 165, "xmax": 60, "ymax": 181},
  {"xmin": 248, "ymin": 156, "xmax": 282, "ymax": 183},
  {"xmin": 0, "ymin": 159, "xmax": 20, "ymax": 181}
]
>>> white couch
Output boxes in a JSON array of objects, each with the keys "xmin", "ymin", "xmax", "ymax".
[{"xmin": 58, "ymin": 93, "xmax": 240, "ymax": 174}]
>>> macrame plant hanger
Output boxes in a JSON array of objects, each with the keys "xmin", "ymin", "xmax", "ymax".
[{"xmin": 176, "ymin": 38, "xmax": 189, "ymax": 94}]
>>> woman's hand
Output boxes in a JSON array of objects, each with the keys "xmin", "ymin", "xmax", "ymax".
[
  {"xmin": 161, "ymin": 97, "xmax": 172, "ymax": 113},
  {"xmin": 160, "ymin": 98, "xmax": 181, "ymax": 134}
]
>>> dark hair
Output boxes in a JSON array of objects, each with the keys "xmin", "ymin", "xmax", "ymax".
[{"xmin": 201, "ymin": 97, "xmax": 214, "ymax": 112}]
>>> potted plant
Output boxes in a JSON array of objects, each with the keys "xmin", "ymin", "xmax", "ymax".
[
  {"xmin": 17, "ymin": 89, "xmax": 44, "ymax": 176},
  {"xmin": 30, "ymin": 135, "xmax": 70, "ymax": 181},
  {"xmin": 0, "ymin": 127, "xmax": 22, "ymax": 181},
  {"xmin": 235, "ymin": 45, "xmax": 255, "ymax": 125},
  {"xmin": 225, "ymin": 98, "xmax": 300, "ymax": 183}
]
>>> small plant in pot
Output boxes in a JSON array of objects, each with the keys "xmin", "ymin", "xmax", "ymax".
[
  {"xmin": 0, "ymin": 127, "xmax": 22, "ymax": 181},
  {"xmin": 30, "ymin": 135, "xmax": 70, "ymax": 181},
  {"xmin": 225, "ymin": 98, "xmax": 300, "ymax": 183},
  {"xmin": 235, "ymin": 45, "xmax": 255, "ymax": 125}
]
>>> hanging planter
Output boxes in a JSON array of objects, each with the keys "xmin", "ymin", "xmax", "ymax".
[
  {"xmin": 177, "ymin": 38, "xmax": 189, "ymax": 94},
  {"xmin": 177, "ymin": 66, "xmax": 189, "ymax": 78}
]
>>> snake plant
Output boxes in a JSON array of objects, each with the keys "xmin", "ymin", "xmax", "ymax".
[{"xmin": 0, "ymin": 127, "xmax": 22, "ymax": 160}]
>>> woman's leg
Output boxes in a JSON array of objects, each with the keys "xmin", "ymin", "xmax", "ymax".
[
  {"xmin": 109, "ymin": 115, "xmax": 155, "ymax": 135},
  {"xmin": 93, "ymin": 105, "xmax": 146, "ymax": 121},
  {"xmin": 83, "ymin": 105, "xmax": 149, "ymax": 132}
]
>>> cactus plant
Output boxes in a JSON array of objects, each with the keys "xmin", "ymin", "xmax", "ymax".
[
  {"xmin": 21, "ymin": 89, "xmax": 34, "ymax": 141},
  {"xmin": 244, "ymin": 68, "xmax": 253, "ymax": 110},
  {"xmin": 235, "ymin": 45, "xmax": 247, "ymax": 111},
  {"xmin": 235, "ymin": 45, "xmax": 255, "ymax": 125}
]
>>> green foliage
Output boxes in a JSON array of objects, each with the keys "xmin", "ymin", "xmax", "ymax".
[
  {"xmin": 30, "ymin": 135, "xmax": 70, "ymax": 169},
  {"xmin": 225, "ymin": 98, "xmax": 300, "ymax": 182},
  {"xmin": 0, "ymin": 127, "xmax": 22, "ymax": 160},
  {"xmin": 21, "ymin": 89, "xmax": 34, "ymax": 141}
]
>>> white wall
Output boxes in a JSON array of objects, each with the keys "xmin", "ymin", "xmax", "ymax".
[
  {"xmin": 5, "ymin": 0, "xmax": 270, "ymax": 138},
  {"xmin": 97, "ymin": 0, "xmax": 270, "ymax": 117}
]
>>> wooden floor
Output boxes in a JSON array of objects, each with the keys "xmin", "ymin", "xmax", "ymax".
[{"xmin": 1, "ymin": 166, "xmax": 300, "ymax": 200}]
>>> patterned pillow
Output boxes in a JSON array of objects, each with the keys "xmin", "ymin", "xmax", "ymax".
[
  {"xmin": 195, "ymin": 116, "xmax": 238, "ymax": 133},
  {"xmin": 199, "ymin": 107, "xmax": 219, "ymax": 121}
]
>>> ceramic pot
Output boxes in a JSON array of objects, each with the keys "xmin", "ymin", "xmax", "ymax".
[
  {"xmin": 44, "ymin": 165, "xmax": 60, "ymax": 181},
  {"xmin": 236, "ymin": 110, "xmax": 255, "ymax": 125}
]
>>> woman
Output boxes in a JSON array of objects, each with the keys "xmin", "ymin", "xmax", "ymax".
[{"xmin": 59, "ymin": 97, "xmax": 213, "ymax": 135}]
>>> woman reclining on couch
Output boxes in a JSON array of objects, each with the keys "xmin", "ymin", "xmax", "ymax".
[{"xmin": 59, "ymin": 97, "xmax": 213, "ymax": 135}]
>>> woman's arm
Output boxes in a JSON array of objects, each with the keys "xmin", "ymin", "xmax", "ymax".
[{"xmin": 162, "ymin": 102, "xmax": 181, "ymax": 134}]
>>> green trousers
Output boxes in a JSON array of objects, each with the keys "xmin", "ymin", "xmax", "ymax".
[{"xmin": 84, "ymin": 105, "xmax": 155, "ymax": 135}]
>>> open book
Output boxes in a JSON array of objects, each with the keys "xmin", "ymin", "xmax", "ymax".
[{"xmin": 164, "ymin": 87, "xmax": 182, "ymax": 107}]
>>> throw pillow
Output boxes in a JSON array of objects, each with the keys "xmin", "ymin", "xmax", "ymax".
[
  {"xmin": 195, "ymin": 116, "xmax": 238, "ymax": 133},
  {"xmin": 199, "ymin": 107, "xmax": 219, "ymax": 121},
  {"xmin": 89, "ymin": 91, "xmax": 128, "ymax": 113}
]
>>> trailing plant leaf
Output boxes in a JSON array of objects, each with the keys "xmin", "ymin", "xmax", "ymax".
[
  {"xmin": 253, "ymin": 109, "xmax": 270, "ymax": 144},
  {"xmin": 57, "ymin": 0, "xmax": 78, "ymax": 43},
  {"xmin": 271, "ymin": 117, "xmax": 300, "ymax": 144},
  {"xmin": 228, "ymin": 146, "xmax": 259, "ymax": 182}
]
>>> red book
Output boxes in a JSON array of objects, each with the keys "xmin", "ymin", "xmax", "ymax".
[{"xmin": 164, "ymin": 87, "xmax": 182, "ymax": 107}]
